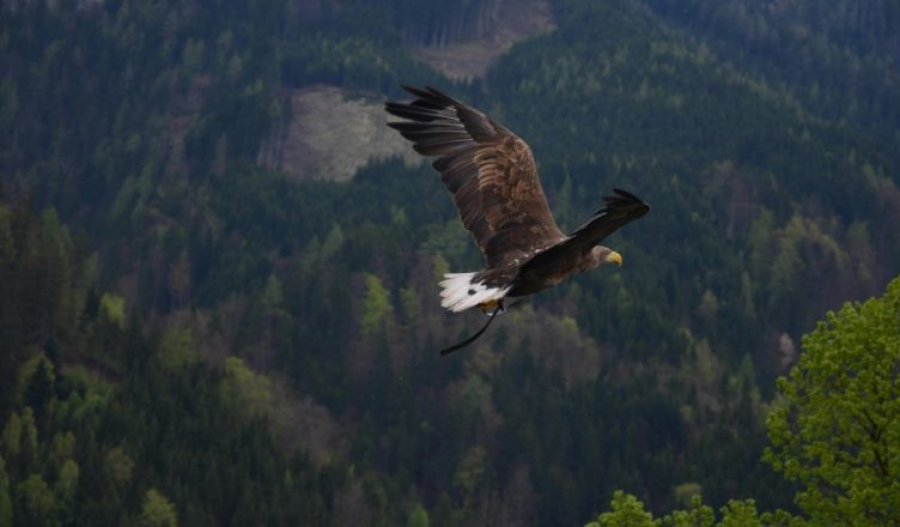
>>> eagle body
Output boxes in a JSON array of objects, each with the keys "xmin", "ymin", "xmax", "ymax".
[
  {"xmin": 386, "ymin": 86, "xmax": 648, "ymax": 315},
  {"xmin": 506, "ymin": 245, "xmax": 619, "ymax": 297}
]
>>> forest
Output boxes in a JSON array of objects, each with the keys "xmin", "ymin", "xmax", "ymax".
[{"xmin": 1, "ymin": 0, "xmax": 899, "ymax": 525}]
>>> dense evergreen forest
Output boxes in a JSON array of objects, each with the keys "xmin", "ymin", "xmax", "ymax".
[{"xmin": 1, "ymin": 0, "xmax": 898, "ymax": 525}]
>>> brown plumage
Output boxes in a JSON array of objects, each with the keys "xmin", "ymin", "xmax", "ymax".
[
  {"xmin": 387, "ymin": 86, "xmax": 564, "ymax": 270},
  {"xmin": 386, "ymin": 86, "xmax": 648, "ymax": 353}
]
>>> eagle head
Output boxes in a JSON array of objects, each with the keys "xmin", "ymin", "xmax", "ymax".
[{"xmin": 591, "ymin": 246, "xmax": 623, "ymax": 268}]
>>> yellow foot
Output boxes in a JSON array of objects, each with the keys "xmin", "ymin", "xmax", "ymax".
[{"xmin": 478, "ymin": 299, "xmax": 504, "ymax": 314}]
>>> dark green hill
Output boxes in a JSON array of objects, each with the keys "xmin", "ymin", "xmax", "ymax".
[{"xmin": 2, "ymin": 0, "xmax": 898, "ymax": 525}]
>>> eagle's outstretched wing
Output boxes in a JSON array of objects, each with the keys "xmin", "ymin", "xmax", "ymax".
[
  {"xmin": 386, "ymin": 86, "xmax": 565, "ymax": 268},
  {"xmin": 519, "ymin": 188, "xmax": 649, "ymax": 275},
  {"xmin": 567, "ymin": 188, "xmax": 649, "ymax": 248}
]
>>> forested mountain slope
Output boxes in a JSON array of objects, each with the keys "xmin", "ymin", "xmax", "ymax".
[
  {"xmin": 1, "ymin": 0, "xmax": 898, "ymax": 525},
  {"xmin": 641, "ymin": 0, "xmax": 900, "ymax": 138}
]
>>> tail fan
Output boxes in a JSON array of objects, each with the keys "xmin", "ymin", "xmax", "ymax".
[{"xmin": 439, "ymin": 272, "xmax": 510, "ymax": 312}]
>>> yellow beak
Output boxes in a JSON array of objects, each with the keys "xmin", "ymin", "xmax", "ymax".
[{"xmin": 606, "ymin": 251, "xmax": 623, "ymax": 266}]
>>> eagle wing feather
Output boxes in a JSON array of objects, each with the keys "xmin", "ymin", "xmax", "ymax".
[{"xmin": 386, "ymin": 86, "xmax": 565, "ymax": 268}]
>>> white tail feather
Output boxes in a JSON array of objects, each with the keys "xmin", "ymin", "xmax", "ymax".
[{"xmin": 439, "ymin": 272, "xmax": 510, "ymax": 312}]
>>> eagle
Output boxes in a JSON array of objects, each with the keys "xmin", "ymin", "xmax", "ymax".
[{"xmin": 386, "ymin": 86, "xmax": 649, "ymax": 354}]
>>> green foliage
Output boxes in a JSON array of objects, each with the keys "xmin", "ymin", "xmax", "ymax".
[
  {"xmin": 659, "ymin": 495, "xmax": 715, "ymax": 527},
  {"xmin": 1, "ymin": 408, "xmax": 38, "ymax": 467},
  {"xmin": 157, "ymin": 327, "xmax": 196, "ymax": 372},
  {"xmin": 0, "ymin": 205, "xmax": 331, "ymax": 525},
  {"xmin": 0, "ymin": 457, "xmax": 11, "ymax": 527},
  {"xmin": 138, "ymin": 489, "xmax": 178, "ymax": 527},
  {"xmin": 361, "ymin": 273, "xmax": 394, "ymax": 335},
  {"xmin": 715, "ymin": 500, "xmax": 758, "ymax": 527},
  {"xmin": 453, "ymin": 446, "xmax": 487, "ymax": 497},
  {"xmin": 672, "ymin": 483, "xmax": 704, "ymax": 509},
  {"xmin": 587, "ymin": 491, "xmax": 654, "ymax": 527},
  {"xmin": 765, "ymin": 276, "xmax": 900, "ymax": 526},
  {"xmin": 640, "ymin": 0, "xmax": 900, "ymax": 143},
  {"xmin": 14, "ymin": 474, "xmax": 58, "ymax": 527},
  {"xmin": 53, "ymin": 459, "xmax": 78, "ymax": 526},
  {"xmin": 99, "ymin": 294, "xmax": 126, "ymax": 329},
  {"xmin": 2, "ymin": 0, "xmax": 900, "ymax": 526},
  {"xmin": 104, "ymin": 447, "xmax": 134, "ymax": 490},
  {"xmin": 592, "ymin": 276, "xmax": 900, "ymax": 526},
  {"xmin": 15, "ymin": 354, "xmax": 55, "ymax": 410},
  {"xmin": 587, "ymin": 492, "xmax": 799, "ymax": 527},
  {"xmin": 221, "ymin": 357, "xmax": 275, "ymax": 418},
  {"xmin": 407, "ymin": 502, "xmax": 430, "ymax": 527},
  {"xmin": 54, "ymin": 459, "xmax": 78, "ymax": 506}
]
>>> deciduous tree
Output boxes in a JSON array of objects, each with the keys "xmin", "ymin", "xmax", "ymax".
[{"xmin": 765, "ymin": 277, "xmax": 900, "ymax": 525}]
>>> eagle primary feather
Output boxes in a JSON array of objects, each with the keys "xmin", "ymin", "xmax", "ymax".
[{"xmin": 387, "ymin": 86, "xmax": 565, "ymax": 269}]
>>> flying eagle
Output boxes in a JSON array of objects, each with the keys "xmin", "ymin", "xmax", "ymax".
[{"xmin": 386, "ymin": 86, "xmax": 649, "ymax": 354}]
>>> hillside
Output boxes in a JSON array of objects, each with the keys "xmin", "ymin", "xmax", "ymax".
[
  {"xmin": 1, "ymin": 0, "xmax": 898, "ymax": 525},
  {"xmin": 415, "ymin": 0, "xmax": 556, "ymax": 79},
  {"xmin": 257, "ymin": 85, "xmax": 422, "ymax": 182}
]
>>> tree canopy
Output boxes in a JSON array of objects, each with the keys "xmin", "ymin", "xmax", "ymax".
[
  {"xmin": 587, "ymin": 276, "xmax": 900, "ymax": 526},
  {"xmin": 2, "ymin": 0, "xmax": 899, "ymax": 525},
  {"xmin": 765, "ymin": 276, "xmax": 900, "ymax": 525}
]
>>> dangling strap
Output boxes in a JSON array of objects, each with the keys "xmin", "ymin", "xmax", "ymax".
[{"xmin": 439, "ymin": 306, "xmax": 502, "ymax": 356}]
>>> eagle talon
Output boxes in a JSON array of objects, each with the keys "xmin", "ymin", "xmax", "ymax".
[{"xmin": 478, "ymin": 300, "xmax": 504, "ymax": 314}]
